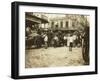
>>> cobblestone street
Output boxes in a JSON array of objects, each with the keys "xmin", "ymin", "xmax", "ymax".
[{"xmin": 25, "ymin": 47, "xmax": 84, "ymax": 68}]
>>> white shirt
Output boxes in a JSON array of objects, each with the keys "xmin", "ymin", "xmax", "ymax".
[
  {"xmin": 44, "ymin": 36, "xmax": 48, "ymax": 42},
  {"xmin": 54, "ymin": 36, "xmax": 58, "ymax": 41},
  {"xmin": 64, "ymin": 36, "xmax": 67, "ymax": 40},
  {"xmin": 73, "ymin": 35, "xmax": 77, "ymax": 40},
  {"xmin": 68, "ymin": 36, "xmax": 74, "ymax": 43}
]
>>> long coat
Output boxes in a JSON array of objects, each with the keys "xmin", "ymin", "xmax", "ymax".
[{"xmin": 82, "ymin": 26, "xmax": 89, "ymax": 65}]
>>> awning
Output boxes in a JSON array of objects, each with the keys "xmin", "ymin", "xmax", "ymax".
[{"xmin": 26, "ymin": 13, "xmax": 48, "ymax": 24}]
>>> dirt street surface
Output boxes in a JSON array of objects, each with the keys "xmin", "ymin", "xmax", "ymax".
[{"xmin": 25, "ymin": 47, "xmax": 84, "ymax": 68}]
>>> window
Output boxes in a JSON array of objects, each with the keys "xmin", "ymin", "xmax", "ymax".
[
  {"xmin": 72, "ymin": 21, "xmax": 75, "ymax": 27},
  {"xmin": 60, "ymin": 21, "xmax": 63, "ymax": 28},
  {"xmin": 66, "ymin": 21, "xmax": 68, "ymax": 28}
]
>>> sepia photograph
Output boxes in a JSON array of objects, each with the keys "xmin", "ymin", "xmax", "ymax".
[
  {"xmin": 11, "ymin": 2, "xmax": 97, "ymax": 79},
  {"xmin": 25, "ymin": 12, "xmax": 90, "ymax": 68}
]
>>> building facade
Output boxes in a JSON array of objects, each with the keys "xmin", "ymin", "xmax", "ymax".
[
  {"xmin": 26, "ymin": 13, "xmax": 89, "ymax": 32},
  {"xmin": 48, "ymin": 14, "xmax": 89, "ymax": 31},
  {"xmin": 25, "ymin": 12, "xmax": 49, "ymax": 30}
]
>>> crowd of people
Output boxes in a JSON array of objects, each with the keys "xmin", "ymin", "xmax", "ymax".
[{"xmin": 26, "ymin": 27, "xmax": 83, "ymax": 50}]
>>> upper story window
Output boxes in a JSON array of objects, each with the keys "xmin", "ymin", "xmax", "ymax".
[{"xmin": 60, "ymin": 21, "xmax": 63, "ymax": 28}]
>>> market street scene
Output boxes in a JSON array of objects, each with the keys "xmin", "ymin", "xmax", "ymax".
[{"xmin": 25, "ymin": 12, "xmax": 90, "ymax": 68}]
